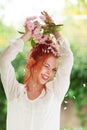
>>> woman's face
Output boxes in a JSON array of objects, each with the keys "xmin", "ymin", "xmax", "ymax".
[{"xmin": 38, "ymin": 55, "xmax": 58, "ymax": 85}]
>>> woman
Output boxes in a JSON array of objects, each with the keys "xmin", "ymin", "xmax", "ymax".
[{"xmin": 0, "ymin": 11, "xmax": 74, "ymax": 130}]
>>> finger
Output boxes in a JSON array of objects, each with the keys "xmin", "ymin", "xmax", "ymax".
[
  {"xmin": 41, "ymin": 11, "xmax": 48, "ymax": 16},
  {"xmin": 41, "ymin": 11, "xmax": 52, "ymax": 21},
  {"xmin": 41, "ymin": 11, "xmax": 45, "ymax": 15},
  {"xmin": 43, "ymin": 11, "xmax": 48, "ymax": 15},
  {"xmin": 43, "ymin": 11, "xmax": 50, "ymax": 17}
]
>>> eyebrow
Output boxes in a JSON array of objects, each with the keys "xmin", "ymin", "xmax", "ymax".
[
  {"xmin": 45, "ymin": 63, "xmax": 50, "ymax": 66},
  {"xmin": 45, "ymin": 63, "xmax": 57, "ymax": 70}
]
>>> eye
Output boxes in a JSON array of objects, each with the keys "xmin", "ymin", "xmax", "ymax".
[
  {"xmin": 44, "ymin": 64, "xmax": 49, "ymax": 68},
  {"xmin": 52, "ymin": 68, "xmax": 57, "ymax": 73}
]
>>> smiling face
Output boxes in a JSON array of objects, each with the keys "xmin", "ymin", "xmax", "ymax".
[
  {"xmin": 24, "ymin": 42, "xmax": 60, "ymax": 89},
  {"xmin": 37, "ymin": 55, "xmax": 58, "ymax": 85}
]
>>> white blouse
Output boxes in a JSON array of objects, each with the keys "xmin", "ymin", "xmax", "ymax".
[{"xmin": 0, "ymin": 36, "xmax": 74, "ymax": 130}]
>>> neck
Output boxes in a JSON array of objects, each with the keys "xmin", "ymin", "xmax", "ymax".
[
  {"xmin": 27, "ymin": 80, "xmax": 44, "ymax": 93},
  {"xmin": 27, "ymin": 83, "xmax": 45, "ymax": 100}
]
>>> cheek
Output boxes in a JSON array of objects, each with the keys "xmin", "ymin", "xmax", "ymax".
[
  {"xmin": 40, "ymin": 67, "xmax": 46, "ymax": 73},
  {"xmin": 51, "ymin": 72, "xmax": 55, "ymax": 79}
]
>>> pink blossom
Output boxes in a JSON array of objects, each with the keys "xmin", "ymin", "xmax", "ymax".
[
  {"xmin": 26, "ymin": 16, "xmax": 37, "ymax": 21},
  {"xmin": 39, "ymin": 15, "xmax": 46, "ymax": 21},
  {"xmin": 28, "ymin": 22, "xmax": 35, "ymax": 30},
  {"xmin": 33, "ymin": 21, "xmax": 40, "ymax": 26},
  {"xmin": 42, "ymin": 35, "xmax": 49, "ymax": 41},
  {"xmin": 33, "ymin": 27, "xmax": 40, "ymax": 35},
  {"xmin": 33, "ymin": 34, "xmax": 41, "ymax": 41},
  {"xmin": 24, "ymin": 16, "xmax": 37, "ymax": 31}
]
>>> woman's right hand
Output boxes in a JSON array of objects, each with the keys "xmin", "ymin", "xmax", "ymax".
[
  {"xmin": 24, "ymin": 16, "xmax": 37, "ymax": 34},
  {"xmin": 20, "ymin": 31, "xmax": 31, "ymax": 43},
  {"xmin": 21, "ymin": 16, "xmax": 37, "ymax": 43}
]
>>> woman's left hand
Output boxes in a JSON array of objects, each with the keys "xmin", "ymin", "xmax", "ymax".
[
  {"xmin": 41, "ymin": 11, "xmax": 61, "ymax": 39},
  {"xmin": 41, "ymin": 11, "xmax": 54, "ymax": 23}
]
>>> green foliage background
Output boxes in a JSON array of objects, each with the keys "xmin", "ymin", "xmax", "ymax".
[
  {"xmin": 0, "ymin": 17, "xmax": 87, "ymax": 130},
  {"xmin": 0, "ymin": 0, "xmax": 87, "ymax": 129},
  {"xmin": 63, "ymin": 18, "xmax": 87, "ymax": 126}
]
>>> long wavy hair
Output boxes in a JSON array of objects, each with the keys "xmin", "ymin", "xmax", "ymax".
[{"xmin": 24, "ymin": 41, "xmax": 60, "ymax": 90}]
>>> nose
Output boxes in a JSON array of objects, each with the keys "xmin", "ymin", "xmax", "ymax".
[{"xmin": 46, "ymin": 68, "xmax": 52, "ymax": 77}]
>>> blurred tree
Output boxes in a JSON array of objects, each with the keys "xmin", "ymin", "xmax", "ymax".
[
  {"xmin": 64, "ymin": 0, "xmax": 87, "ymax": 15},
  {"xmin": 0, "ymin": 21, "xmax": 17, "ymax": 130},
  {"xmin": 62, "ymin": 0, "xmax": 87, "ymax": 126},
  {"xmin": 0, "ymin": 0, "xmax": 87, "ymax": 129}
]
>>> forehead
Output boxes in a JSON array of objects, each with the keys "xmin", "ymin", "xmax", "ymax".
[{"xmin": 44, "ymin": 55, "xmax": 58, "ymax": 67}]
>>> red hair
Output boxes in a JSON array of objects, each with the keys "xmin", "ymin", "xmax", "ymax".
[{"xmin": 24, "ymin": 42, "xmax": 59, "ymax": 90}]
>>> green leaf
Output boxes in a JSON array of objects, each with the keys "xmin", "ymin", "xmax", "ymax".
[
  {"xmin": 18, "ymin": 31, "xmax": 25, "ymax": 34},
  {"xmin": 29, "ymin": 37, "xmax": 36, "ymax": 48}
]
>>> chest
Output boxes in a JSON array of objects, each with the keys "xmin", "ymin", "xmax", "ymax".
[
  {"xmin": 8, "ymin": 90, "xmax": 61, "ymax": 118},
  {"xmin": 7, "ymin": 92, "xmax": 60, "ymax": 130}
]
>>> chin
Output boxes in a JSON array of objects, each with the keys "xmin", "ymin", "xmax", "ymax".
[{"xmin": 40, "ymin": 79, "xmax": 48, "ymax": 85}]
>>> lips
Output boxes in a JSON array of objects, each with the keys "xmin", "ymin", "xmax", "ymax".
[{"xmin": 41, "ymin": 74, "xmax": 49, "ymax": 81}]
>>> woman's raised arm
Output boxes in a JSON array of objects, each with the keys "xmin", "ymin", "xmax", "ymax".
[
  {"xmin": 52, "ymin": 36, "xmax": 74, "ymax": 103},
  {"xmin": 0, "ymin": 38, "xmax": 25, "ymax": 101}
]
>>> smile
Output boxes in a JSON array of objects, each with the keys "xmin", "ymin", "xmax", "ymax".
[{"xmin": 41, "ymin": 74, "xmax": 49, "ymax": 81}]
